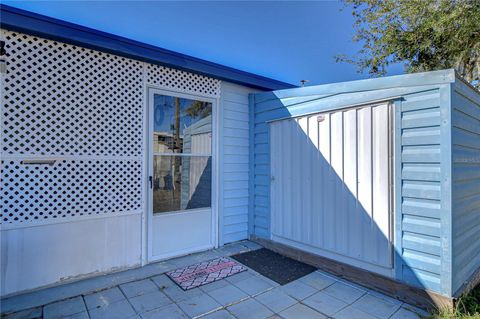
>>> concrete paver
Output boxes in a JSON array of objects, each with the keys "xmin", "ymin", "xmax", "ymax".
[
  {"xmin": 176, "ymin": 293, "xmax": 222, "ymax": 318},
  {"xmin": 281, "ymin": 280, "xmax": 317, "ymax": 300},
  {"xmin": 227, "ymin": 298, "xmax": 274, "ymax": 319},
  {"xmin": 119, "ymin": 280, "xmax": 158, "ymax": 299},
  {"xmin": 333, "ymin": 305, "xmax": 378, "ymax": 319},
  {"xmin": 207, "ymin": 283, "xmax": 249, "ymax": 306},
  {"xmin": 279, "ymin": 303, "xmax": 327, "ymax": 319},
  {"xmin": 140, "ymin": 303, "xmax": 188, "ymax": 319},
  {"xmin": 351, "ymin": 293, "xmax": 401, "ymax": 318},
  {"xmin": 303, "ymin": 291, "xmax": 348, "ymax": 316},
  {"xmin": 1, "ymin": 241, "xmax": 429, "ymax": 319},
  {"xmin": 43, "ymin": 297, "xmax": 86, "ymax": 319},
  {"xmin": 299, "ymin": 271, "xmax": 336, "ymax": 290},
  {"xmin": 231, "ymin": 275, "xmax": 275, "ymax": 296},
  {"xmin": 254, "ymin": 288, "xmax": 297, "ymax": 313},
  {"xmin": 84, "ymin": 287, "xmax": 125, "ymax": 310},
  {"xmin": 87, "ymin": 299, "xmax": 136, "ymax": 319},
  {"xmin": 128, "ymin": 290, "xmax": 171, "ymax": 313},
  {"xmin": 322, "ymin": 281, "xmax": 365, "ymax": 304},
  {"xmin": 200, "ymin": 309, "xmax": 236, "ymax": 319}
]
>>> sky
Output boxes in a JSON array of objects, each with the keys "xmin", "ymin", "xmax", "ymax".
[
  {"xmin": 3, "ymin": 1, "xmax": 404, "ymax": 86},
  {"xmin": 153, "ymin": 95, "xmax": 210, "ymax": 134}
]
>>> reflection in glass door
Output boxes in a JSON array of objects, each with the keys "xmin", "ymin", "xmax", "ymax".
[
  {"xmin": 153, "ymin": 156, "xmax": 211, "ymax": 213},
  {"xmin": 148, "ymin": 90, "xmax": 215, "ymax": 261}
]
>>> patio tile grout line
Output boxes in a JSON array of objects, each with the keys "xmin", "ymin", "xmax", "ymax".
[
  {"xmin": 194, "ymin": 281, "xmax": 278, "ymax": 318},
  {"xmin": 79, "ymin": 249, "xmax": 255, "ymax": 319},
  {"xmin": 3, "ymin": 242, "xmax": 426, "ymax": 319},
  {"xmin": 117, "ymin": 282, "xmax": 140, "ymax": 317},
  {"xmin": 1, "ymin": 242, "xmax": 256, "ymax": 312},
  {"xmin": 40, "ymin": 295, "xmax": 90, "ymax": 319},
  {"xmin": 147, "ymin": 276, "xmax": 194, "ymax": 319}
]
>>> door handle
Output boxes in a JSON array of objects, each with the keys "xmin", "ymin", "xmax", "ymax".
[{"xmin": 149, "ymin": 176, "xmax": 153, "ymax": 189}]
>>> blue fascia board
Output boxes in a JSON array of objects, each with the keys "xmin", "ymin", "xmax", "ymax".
[
  {"xmin": 255, "ymin": 69, "xmax": 456, "ymax": 103},
  {"xmin": 0, "ymin": 4, "xmax": 296, "ymax": 91}
]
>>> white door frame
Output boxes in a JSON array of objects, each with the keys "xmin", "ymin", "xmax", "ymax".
[{"xmin": 144, "ymin": 87, "xmax": 219, "ymax": 263}]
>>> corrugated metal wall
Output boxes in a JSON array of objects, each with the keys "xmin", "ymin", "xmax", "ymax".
[
  {"xmin": 451, "ymin": 79, "xmax": 480, "ymax": 296},
  {"xmin": 269, "ymin": 104, "xmax": 393, "ymax": 274}
]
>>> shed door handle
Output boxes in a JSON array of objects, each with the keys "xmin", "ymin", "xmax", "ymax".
[{"xmin": 149, "ymin": 176, "xmax": 153, "ymax": 189}]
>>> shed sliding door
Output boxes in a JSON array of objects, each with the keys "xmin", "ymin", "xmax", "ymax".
[{"xmin": 270, "ymin": 103, "xmax": 393, "ymax": 275}]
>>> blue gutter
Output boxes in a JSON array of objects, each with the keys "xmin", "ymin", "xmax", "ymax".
[{"xmin": 0, "ymin": 4, "xmax": 296, "ymax": 91}]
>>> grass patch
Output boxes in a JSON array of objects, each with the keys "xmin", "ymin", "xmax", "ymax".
[{"xmin": 429, "ymin": 285, "xmax": 480, "ymax": 319}]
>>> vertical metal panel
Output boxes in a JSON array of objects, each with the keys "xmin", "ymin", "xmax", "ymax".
[
  {"xmin": 308, "ymin": 116, "xmax": 320, "ymax": 245},
  {"xmin": 319, "ymin": 114, "xmax": 334, "ymax": 251},
  {"xmin": 358, "ymin": 107, "xmax": 374, "ymax": 262},
  {"xmin": 343, "ymin": 110, "xmax": 360, "ymax": 258},
  {"xmin": 270, "ymin": 104, "xmax": 393, "ymax": 272},
  {"xmin": 330, "ymin": 112, "xmax": 346, "ymax": 254},
  {"xmin": 373, "ymin": 105, "xmax": 391, "ymax": 266}
]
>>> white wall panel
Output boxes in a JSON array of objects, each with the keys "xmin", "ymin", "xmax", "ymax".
[
  {"xmin": 151, "ymin": 210, "xmax": 212, "ymax": 259},
  {"xmin": 270, "ymin": 104, "xmax": 393, "ymax": 274},
  {"xmin": 0, "ymin": 214, "xmax": 141, "ymax": 296}
]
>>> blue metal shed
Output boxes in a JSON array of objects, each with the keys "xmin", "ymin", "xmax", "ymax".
[{"xmin": 249, "ymin": 69, "xmax": 480, "ymax": 308}]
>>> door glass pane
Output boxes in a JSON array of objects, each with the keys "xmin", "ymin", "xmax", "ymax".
[
  {"xmin": 153, "ymin": 155, "xmax": 212, "ymax": 214},
  {"xmin": 152, "ymin": 94, "xmax": 213, "ymax": 214},
  {"xmin": 153, "ymin": 95, "xmax": 212, "ymax": 154}
]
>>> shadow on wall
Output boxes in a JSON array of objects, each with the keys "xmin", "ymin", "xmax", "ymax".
[
  {"xmin": 267, "ymin": 104, "xmax": 438, "ymax": 308},
  {"xmin": 187, "ymin": 157, "xmax": 212, "ymax": 210}
]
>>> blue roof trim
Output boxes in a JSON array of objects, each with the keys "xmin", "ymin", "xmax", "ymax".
[
  {"xmin": 255, "ymin": 69, "xmax": 456, "ymax": 102},
  {"xmin": 0, "ymin": 4, "xmax": 296, "ymax": 91}
]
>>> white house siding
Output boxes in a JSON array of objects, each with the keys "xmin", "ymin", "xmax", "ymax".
[
  {"xmin": 0, "ymin": 214, "xmax": 142, "ymax": 296},
  {"xmin": 219, "ymin": 82, "xmax": 256, "ymax": 244},
  {"xmin": 0, "ymin": 29, "xmax": 226, "ymax": 296}
]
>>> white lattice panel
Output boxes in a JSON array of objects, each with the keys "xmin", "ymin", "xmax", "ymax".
[
  {"xmin": 1, "ymin": 31, "xmax": 144, "ymax": 156},
  {"xmin": 147, "ymin": 64, "xmax": 220, "ymax": 97},
  {"xmin": 1, "ymin": 160, "xmax": 142, "ymax": 223},
  {"xmin": 1, "ymin": 29, "xmax": 220, "ymax": 226}
]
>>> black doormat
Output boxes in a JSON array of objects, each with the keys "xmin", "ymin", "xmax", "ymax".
[{"xmin": 231, "ymin": 248, "xmax": 316, "ymax": 285}]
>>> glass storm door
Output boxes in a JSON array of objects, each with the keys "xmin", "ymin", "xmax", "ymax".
[{"xmin": 148, "ymin": 89, "xmax": 215, "ymax": 261}]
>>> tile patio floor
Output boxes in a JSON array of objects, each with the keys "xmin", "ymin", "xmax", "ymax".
[{"xmin": 1, "ymin": 241, "xmax": 428, "ymax": 319}]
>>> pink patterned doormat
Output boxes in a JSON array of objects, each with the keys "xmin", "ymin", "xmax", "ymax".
[{"xmin": 166, "ymin": 257, "xmax": 247, "ymax": 290}]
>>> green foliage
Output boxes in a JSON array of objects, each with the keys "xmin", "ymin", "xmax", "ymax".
[
  {"xmin": 185, "ymin": 101, "xmax": 211, "ymax": 119},
  {"xmin": 338, "ymin": 0, "xmax": 480, "ymax": 88},
  {"xmin": 430, "ymin": 285, "xmax": 480, "ymax": 319}
]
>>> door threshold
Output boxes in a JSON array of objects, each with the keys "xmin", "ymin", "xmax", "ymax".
[{"xmin": 149, "ymin": 243, "xmax": 215, "ymax": 263}]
